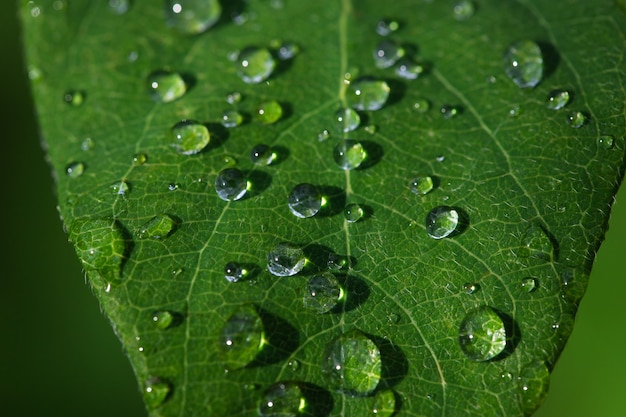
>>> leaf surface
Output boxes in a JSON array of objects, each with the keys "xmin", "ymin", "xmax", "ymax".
[{"xmin": 21, "ymin": 0, "xmax": 626, "ymax": 416}]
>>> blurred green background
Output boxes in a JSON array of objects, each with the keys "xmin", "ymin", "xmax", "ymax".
[{"xmin": 2, "ymin": 3, "xmax": 625, "ymax": 416}]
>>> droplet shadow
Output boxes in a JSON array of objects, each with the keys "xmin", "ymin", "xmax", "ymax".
[
  {"xmin": 367, "ymin": 333, "xmax": 409, "ymax": 391},
  {"xmin": 244, "ymin": 170, "xmax": 272, "ymax": 198},
  {"xmin": 334, "ymin": 274, "xmax": 370, "ymax": 313},
  {"xmin": 317, "ymin": 185, "xmax": 346, "ymax": 217},
  {"xmin": 537, "ymin": 41, "xmax": 560, "ymax": 80},
  {"xmin": 357, "ymin": 141, "xmax": 384, "ymax": 170},
  {"xmin": 249, "ymin": 306, "xmax": 299, "ymax": 367}
]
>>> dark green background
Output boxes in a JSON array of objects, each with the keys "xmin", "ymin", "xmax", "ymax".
[{"xmin": 2, "ymin": 3, "xmax": 625, "ymax": 416}]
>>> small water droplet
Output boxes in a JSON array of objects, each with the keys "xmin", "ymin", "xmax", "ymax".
[
  {"xmin": 322, "ymin": 329, "xmax": 382, "ymax": 396},
  {"xmin": 267, "ymin": 243, "xmax": 306, "ymax": 276},
  {"xmin": 66, "ymin": 162, "xmax": 85, "ymax": 178},
  {"xmin": 335, "ymin": 107, "xmax": 361, "ymax": 132},
  {"xmin": 221, "ymin": 109, "xmax": 244, "ymax": 128},
  {"xmin": 64, "ymin": 90, "xmax": 85, "ymax": 106},
  {"xmin": 412, "ymin": 98, "xmax": 431, "ymax": 113},
  {"xmin": 27, "ymin": 65, "xmax": 43, "ymax": 82},
  {"xmin": 372, "ymin": 389, "xmax": 396, "ymax": 416},
  {"xmin": 164, "ymin": 0, "xmax": 221, "ymax": 35},
  {"xmin": 133, "ymin": 153, "xmax": 148, "ymax": 165},
  {"xmin": 304, "ymin": 272, "xmax": 344, "ymax": 314},
  {"xmin": 373, "ymin": 39, "xmax": 405, "ymax": 69},
  {"xmin": 395, "ymin": 57, "xmax": 424, "ymax": 80},
  {"xmin": 108, "ymin": 0, "xmax": 130, "ymax": 14},
  {"xmin": 168, "ymin": 183, "xmax": 179, "ymax": 191},
  {"xmin": 215, "ymin": 168, "xmax": 247, "ymax": 201},
  {"xmin": 509, "ymin": 105, "xmax": 522, "ymax": 118},
  {"xmin": 520, "ymin": 223, "xmax": 555, "ymax": 261},
  {"xmin": 364, "ymin": 124, "xmax": 377, "ymax": 134},
  {"xmin": 226, "ymin": 91, "xmax": 242, "ymax": 104},
  {"xmin": 276, "ymin": 42, "xmax": 300, "ymax": 60},
  {"xmin": 147, "ymin": 70, "xmax": 187, "ymax": 102},
  {"xmin": 138, "ymin": 214, "xmax": 176, "ymax": 239},
  {"xmin": 172, "ymin": 267, "xmax": 184, "ymax": 277},
  {"xmin": 387, "ymin": 313, "xmax": 400, "ymax": 325},
  {"xmin": 409, "ymin": 176, "xmax": 434, "ymax": 196},
  {"xmin": 317, "ymin": 129, "xmax": 331, "ymax": 142},
  {"xmin": 458, "ymin": 305, "xmax": 507, "ymax": 361},
  {"xmin": 288, "ymin": 183, "xmax": 322, "ymax": 218},
  {"xmin": 333, "ymin": 140, "xmax": 367, "ymax": 170},
  {"xmin": 517, "ymin": 361, "xmax": 550, "ymax": 416},
  {"xmin": 344, "ymin": 66, "xmax": 360, "ymax": 84},
  {"xmin": 250, "ymin": 144, "xmax": 276, "ymax": 165},
  {"xmin": 453, "ymin": 0, "xmax": 475, "ymax": 20},
  {"xmin": 426, "ymin": 206, "xmax": 460, "ymax": 239},
  {"xmin": 348, "ymin": 78, "xmax": 390, "ymax": 111},
  {"xmin": 566, "ymin": 111, "xmax": 586, "ymax": 128},
  {"xmin": 151, "ymin": 310, "xmax": 182, "ymax": 330},
  {"xmin": 256, "ymin": 100, "xmax": 283, "ymax": 124},
  {"xmin": 258, "ymin": 382, "xmax": 307, "ymax": 417},
  {"xmin": 503, "ymin": 40, "xmax": 544, "ymax": 88},
  {"xmin": 546, "ymin": 89, "xmax": 571, "ymax": 110},
  {"xmin": 81, "ymin": 137, "xmax": 95, "ymax": 151},
  {"xmin": 288, "ymin": 359, "xmax": 300, "ymax": 371},
  {"xmin": 327, "ymin": 253, "xmax": 348, "ymax": 271},
  {"xmin": 144, "ymin": 377, "xmax": 171, "ymax": 409},
  {"xmin": 521, "ymin": 277, "xmax": 538, "ymax": 293},
  {"xmin": 110, "ymin": 180, "xmax": 130, "ymax": 195},
  {"xmin": 375, "ymin": 18, "xmax": 400, "ymax": 36},
  {"xmin": 440, "ymin": 104, "xmax": 460, "ymax": 119},
  {"xmin": 463, "ymin": 282, "xmax": 479, "ymax": 294},
  {"xmin": 220, "ymin": 305, "xmax": 265, "ymax": 370},
  {"xmin": 597, "ymin": 135, "xmax": 615, "ymax": 149},
  {"xmin": 224, "ymin": 262, "xmax": 247, "ymax": 282},
  {"xmin": 344, "ymin": 203, "xmax": 364, "ymax": 223},
  {"xmin": 170, "ymin": 120, "xmax": 210, "ymax": 155},
  {"xmin": 237, "ymin": 47, "xmax": 277, "ymax": 84}
]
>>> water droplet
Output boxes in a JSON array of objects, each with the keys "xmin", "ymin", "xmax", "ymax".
[
  {"xmin": 364, "ymin": 124, "xmax": 377, "ymax": 134},
  {"xmin": 304, "ymin": 272, "xmax": 344, "ymax": 314},
  {"xmin": 327, "ymin": 253, "xmax": 348, "ymax": 271},
  {"xmin": 409, "ymin": 176, "xmax": 434, "ymax": 196},
  {"xmin": 372, "ymin": 389, "xmax": 396, "ymax": 417},
  {"xmin": 172, "ymin": 267, "xmax": 184, "ymax": 277},
  {"xmin": 69, "ymin": 218, "xmax": 128, "ymax": 284},
  {"xmin": 395, "ymin": 57, "xmax": 424, "ymax": 80},
  {"xmin": 27, "ymin": 65, "xmax": 43, "ymax": 82},
  {"xmin": 317, "ymin": 129, "xmax": 331, "ymax": 142},
  {"xmin": 348, "ymin": 78, "xmax": 390, "ymax": 111},
  {"xmin": 597, "ymin": 135, "xmax": 615, "ymax": 149},
  {"xmin": 373, "ymin": 39, "xmax": 405, "ymax": 69},
  {"xmin": 322, "ymin": 329, "xmax": 382, "ymax": 396},
  {"xmin": 138, "ymin": 214, "xmax": 176, "ymax": 239},
  {"xmin": 566, "ymin": 111, "xmax": 586, "ymax": 128},
  {"xmin": 344, "ymin": 66, "xmax": 360, "ymax": 84},
  {"xmin": 546, "ymin": 89, "xmax": 570, "ymax": 110},
  {"xmin": 110, "ymin": 180, "xmax": 130, "ymax": 195},
  {"xmin": 151, "ymin": 310, "xmax": 182, "ymax": 330},
  {"xmin": 509, "ymin": 105, "xmax": 522, "ymax": 118},
  {"xmin": 168, "ymin": 183, "xmax": 179, "ymax": 191},
  {"xmin": 375, "ymin": 18, "xmax": 400, "ymax": 36},
  {"xmin": 517, "ymin": 361, "xmax": 550, "ymax": 416},
  {"xmin": 64, "ymin": 90, "xmax": 85, "ymax": 106},
  {"xmin": 108, "ymin": 0, "xmax": 130, "ymax": 14},
  {"xmin": 425, "ymin": 206, "xmax": 460, "ymax": 239},
  {"xmin": 66, "ymin": 162, "xmax": 85, "ymax": 178},
  {"xmin": 453, "ymin": 0, "xmax": 475, "ymax": 20},
  {"xmin": 276, "ymin": 42, "xmax": 300, "ymax": 60},
  {"xmin": 147, "ymin": 70, "xmax": 187, "ymax": 103},
  {"xmin": 215, "ymin": 168, "xmax": 247, "ymax": 201},
  {"xmin": 463, "ymin": 283, "xmax": 479, "ymax": 294},
  {"xmin": 333, "ymin": 140, "xmax": 367, "ymax": 170},
  {"xmin": 387, "ymin": 313, "xmax": 400, "ymax": 325},
  {"xmin": 164, "ymin": 0, "xmax": 221, "ymax": 35},
  {"xmin": 288, "ymin": 359, "xmax": 300, "ymax": 371},
  {"xmin": 237, "ymin": 47, "xmax": 277, "ymax": 84},
  {"xmin": 458, "ymin": 306, "xmax": 507, "ymax": 361},
  {"xmin": 520, "ymin": 223, "xmax": 555, "ymax": 261},
  {"xmin": 503, "ymin": 40, "xmax": 544, "ymax": 88},
  {"xmin": 170, "ymin": 120, "xmax": 210, "ymax": 155},
  {"xmin": 440, "ymin": 104, "xmax": 460, "ymax": 119},
  {"xmin": 224, "ymin": 262, "xmax": 247, "ymax": 282},
  {"xmin": 412, "ymin": 98, "xmax": 431, "ymax": 113},
  {"xmin": 344, "ymin": 203, "xmax": 364, "ymax": 223},
  {"xmin": 220, "ymin": 305, "xmax": 265, "ymax": 370},
  {"xmin": 144, "ymin": 377, "xmax": 171, "ymax": 409},
  {"xmin": 267, "ymin": 243, "xmax": 306, "ymax": 276},
  {"xmin": 81, "ymin": 137, "xmax": 95, "ymax": 151},
  {"xmin": 226, "ymin": 91, "xmax": 242, "ymax": 104},
  {"xmin": 258, "ymin": 382, "xmax": 307, "ymax": 417},
  {"xmin": 133, "ymin": 153, "xmax": 148, "ymax": 165},
  {"xmin": 250, "ymin": 144, "xmax": 276, "ymax": 165},
  {"xmin": 335, "ymin": 107, "xmax": 361, "ymax": 132},
  {"xmin": 256, "ymin": 100, "xmax": 283, "ymax": 124},
  {"xmin": 288, "ymin": 183, "xmax": 322, "ymax": 218},
  {"xmin": 221, "ymin": 109, "xmax": 244, "ymax": 128},
  {"xmin": 521, "ymin": 277, "xmax": 538, "ymax": 293}
]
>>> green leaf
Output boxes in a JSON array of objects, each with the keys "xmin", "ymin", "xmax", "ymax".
[{"xmin": 21, "ymin": 0, "xmax": 626, "ymax": 416}]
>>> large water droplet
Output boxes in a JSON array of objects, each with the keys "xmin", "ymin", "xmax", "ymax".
[
  {"xmin": 237, "ymin": 47, "xmax": 277, "ymax": 84},
  {"xmin": 170, "ymin": 120, "xmax": 210, "ymax": 155},
  {"xmin": 453, "ymin": 0, "xmax": 475, "ymax": 20},
  {"xmin": 425, "ymin": 206, "xmax": 460, "ymax": 239},
  {"xmin": 250, "ymin": 144, "xmax": 276, "ymax": 165},
  {"xmin": 144, "ymin": 377, "xmax": 171, "ymax": 409},
  {"xmin": 148, "ymin": 70, "xmax": 187, "ymax": 103},
  {"xmin": 220, "ymin": 305, "xmax": 265, "ymax": 370},
  {"xmin": 458, "ymin": 305, "xmax": 507, "ymax": 361},
  {"xmin": 336, "ymin": 107, "xmax": 361, "ymax": 132},
  {"xmin": 215, "ymin": 168, "xmax": 247, "ymax": 201},
  {"xmin": 303, "ymin": 272, "xmax": 344, "ymax": 314},
  {"xmin": 258, "ymin": 382, "xmax": 307, "ymax": 417},
  {"xmin": 288, "ymin": 183, "xmax": 322, "ymax": 218},
  {"xmin": 409, "ymin": 176, "xmax": 434, "ymax": 196},
  {"xmin": 151, "ymin": 310, "xmax": 182, "ymax": 330},
  {"xmin": 373, "ymin": 39, "xmax": 405, "ymax": 69},
  {"xmin": 372, "ymin": 389, "xmax": 396, "ymax": 417},
  {"xmin": 256, "ymin": 100, "xmax": 283, "ymax": 124},
  {"xmin": 566, "ymin": 111, "xmax": 586, "ymax": 128},
  {"xmin": 322, "ymin": 329, "xmax": 382, "ymax": 396},
  {"xmin": 221, "ymin": 110, "xmax": 244, "ymax": 128},
  {"xmin": 546, "ymin": 89, "xmax": 571, "ymax": 110},
  {"xmin": 66, "ymin": 161, "xmax": 85, "ymax": 178},
  {"xmin": 344, "ymin": 203, "xmax": 364, "ymax": 223},
  {"xmin": 503, "ymin": 40, "xmax": 543, "ymax": 88},
  {"xmin": 375, "ymin": 18, "xmax": 399, "ymax": 36},
  {"xmin": 164, "ymin": 0, "xmax": 221, "ymax": 35},
  {"xmin": 333, "ymin": 140, "xmax": 367, "ymax": 170},
  {"xmin": 69, "ymin": 218, "xmax": 128, "ymax": 284},
  {"xmin": 138, "ymin": 214, "xmax": 176, "ymax": 239},
  {"xmin": 517, "ymin": 361, "xmax": 550, "ymax": 416},
  {"xmin": 348, "ymin": 78, "xmax": 390, "ymax": 111},
  {"xmin": 267, "ymin": 243, "xmax": 306, "ymax": 277}
]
